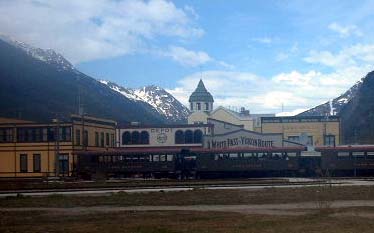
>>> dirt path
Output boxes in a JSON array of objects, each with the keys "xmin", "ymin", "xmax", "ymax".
[{"xmin": 2, "ymin": 200, "xmax": 374, "ymax": 216}]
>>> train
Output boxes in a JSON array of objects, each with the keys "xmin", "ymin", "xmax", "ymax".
[{"xmin": 75, "ymin": 145, "xmax": 374, "ymax": 179}]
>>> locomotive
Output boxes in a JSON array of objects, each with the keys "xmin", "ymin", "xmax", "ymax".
[{"xmin": 75, "ymin": 145, "xmax": 374, "ymax": 179}]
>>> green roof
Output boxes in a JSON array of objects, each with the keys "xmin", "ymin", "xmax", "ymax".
[{"xmin": 189, "ymin": 79, "xmax": 214, "ymax": 103}]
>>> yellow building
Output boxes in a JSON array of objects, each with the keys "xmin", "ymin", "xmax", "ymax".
[
  {"xmin": 261, "ymin": 116, "xmax": 340, "ymax": 146},
  {"xmin": 0, "ymin": 115, "xmax": 116, "ymax": 178}
]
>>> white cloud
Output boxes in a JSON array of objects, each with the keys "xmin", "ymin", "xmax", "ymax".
[
  {"xmin": 0, "ymin": 0, "xmax": 204, "ymax": 64},
  {"xmin": 162, "ymin": 46, "xmax": 212, "ymax": 67},
  {"xmin": 252, "ymin": 37, "xmax": 273, "ymax": 44},
  {"xmin": 168, "ymin": 64, "xmax": 371, "ymax": 114},
  {"xmin": 275, "ymin": 42, "xmax": 299, "ymax": 62},
  {"xmin": 275, "ymin": 52, "xmax": 289, "ymax": 62},
  {"xmin": 304, "ymin": 44, "xmax": 374, "ymax": 68},
  {"xmin": 328, "ymin": 22, "xmax": 362, "ymax": 38}
]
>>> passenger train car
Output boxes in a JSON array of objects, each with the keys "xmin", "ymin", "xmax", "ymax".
[{"xmin": 75, "ymin": 145, "xmax": 374, "ymax": 179}]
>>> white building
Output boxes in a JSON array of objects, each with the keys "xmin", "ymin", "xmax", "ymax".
[{"xmin": 187, "ymin": 80, "xmax": 274, "ymax": 132}]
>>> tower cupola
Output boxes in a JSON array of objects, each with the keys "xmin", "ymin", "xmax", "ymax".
[{"xmin": 188, "ymin": 79, "xmax": 214, "ymax": 112}]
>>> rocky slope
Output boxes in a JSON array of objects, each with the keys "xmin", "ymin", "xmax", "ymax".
[
  {"xmin": 298, "ymin": 80, "xmax": 362, "ymax": 117},
  {"xmin": 100, "ymin": 81, "xmax": 189, "ymax": 122},
  {"xmin": 0, "ymin": 36, "xmax": 187, "ymax": 124}
]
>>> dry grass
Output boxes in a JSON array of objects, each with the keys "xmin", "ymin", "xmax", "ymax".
[
  {"xmin": 0, "ymin": 178, "xmax": 290, "ymax": 191},
  {"xmin": 1, "ymin": 185, "xmax": 374, "ymax": 208},
  {"xmin": 1, "ymin": 209, "xmax": 374, "ymax": 233}
]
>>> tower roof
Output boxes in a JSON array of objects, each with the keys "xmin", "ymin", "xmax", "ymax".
[{"xmin": 189, "ymin": 79, "xmax": 214, "ymax": 103}]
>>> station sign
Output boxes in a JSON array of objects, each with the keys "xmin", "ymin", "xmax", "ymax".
[{"xmin": 204, "ymin": 129, "xmax": 283, "ymax": 149}]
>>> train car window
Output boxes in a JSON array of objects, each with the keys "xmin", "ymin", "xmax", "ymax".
[
  {"xmin": 229, "ymin": 153, "xmax": 238, "ymax": 158},
  {"xmin": 243, "ymin": 153, "xmax": 252, "ymax": 158},
  {"xmin": 214, "ymin": 154, "xmax": 219, "ymax": 160},
  {"xmin": 287, "ymin": 152, "xmax": 297, "ymax": 157},
  {"xmin": 367, "ymin": 152, "xmax": 374, "ymax": 159},
  {"xmin": 153, "ymin": 154, "xmax": 160, "ymax": 162},
  {"xmin": 112, "ymin": 156, "xmax": 118, "ymax": 162},
  {"xmin": 352, "ymin": 152, "xmax": 365, "ymax": 158},
  {"xmin": 99, "ymin": 156, "xmax": 104, "ymax": 163},
  {"xmin": 167, "ymin": 154, "xmax": 174, "ymax": 161},
  {"xmin": 148, "ymin": 155, "xmax": 153, "ymax": 162},
  {"xmin": 337, "ymin": 152, "xmax": 350, "ymax": 157},
  {"xmin": 160, "ymin": 154, "xmax": 166, "ymax": 161}
]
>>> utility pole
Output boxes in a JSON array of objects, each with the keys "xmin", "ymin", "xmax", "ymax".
[{"xmin": 53, "ymin": 118, "xmax": 60, "ymax": 177}]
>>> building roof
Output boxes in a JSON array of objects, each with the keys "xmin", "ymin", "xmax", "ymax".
[
  {"xmin": 210, "ymin": 106, "xmax": 252, "ymax": 120},
  {"xmin": 189, "ymin": 79, "xmax": 214, "ymax": 103}
]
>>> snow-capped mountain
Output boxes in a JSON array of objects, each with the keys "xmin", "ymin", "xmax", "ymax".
[
  {"xmin": 0, "ymin": 35, "xmax": 74, "ymax": 71},
  {"xmin": 298, "ymin": 79, "xmax": 363, "ymax": 117},
  {"xmin": 100, "ymin": 81, "xmax": 190, "ymax": 123}
]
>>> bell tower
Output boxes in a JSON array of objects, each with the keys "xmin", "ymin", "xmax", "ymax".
[{"xmin": 188, "ymin": 79, "xmax": 214, "ymax": 113}]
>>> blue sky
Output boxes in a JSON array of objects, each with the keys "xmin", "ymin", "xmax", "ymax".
[{"xmin": 1, "ymin": 0, "xmax": 374, "ymax": 114}]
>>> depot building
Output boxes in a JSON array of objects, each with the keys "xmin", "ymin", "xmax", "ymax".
[{"xmin": 118, "ymin": 79, "xmax": 341, "ymax": 149}]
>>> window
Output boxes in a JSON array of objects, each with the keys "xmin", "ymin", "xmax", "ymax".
[
  {"xmin": 33, "ymin": 154, "xmax": 41, "ymax": 172},
  {"xmin": 60, "ymin": 127, "xmax": 71, "ymax": 142},
  {"xmin": 229, "ymin": 153, "xmax": 238, "ymax": 158},
  {"xmin": 338, "ymin": 151, "xmax": 350, "ymax": 157},
  {"xmin": 106, "ymin": 133, "xmax": 110, "ymax": 146},
  {"xmin": 0, "ymin": 128, "xmax": 13, "ymax": 143},
  {"xmin": 352, "ymin": 152, "xmax": 365, "ymax": 159},
  {"xmin": 58, "ymin": 154, "xmax": 69, "ymax": 175},
  {"xmin": 175, "ymin": 130, "xmax": 184, "ymax": 144},
  {"xmin": 167, "ymin": 154, "xmax": 174, "ymax": 161},
  {"xmin": 83, "ymin": 130, "xmax": 88, "ymax": 146},
  {"xmin": 205, "ymin": 102, "xmax": 209, "ymax": 110},
  {"xmin": 185, "ymin": 130, "xmax": 193, "ymax": 144},
  {"xmin": 193, "ymin": 130, "xmax": 203, "ymax": 143},
  {"xmin": 288, "ymin": 136, "xmax": 300, "ymax": 142},
  {"xmin": 307, "ymin": 136, "xmax": 313, "ymax": 146},
  {"xmin": 122, "ymin": 131, "xmax": 131, "ymax": 145},
  {"xmin": 324, "ymin": 135, "xmax": 336, "ymax": 146},
  {"xmin": 190, "ymin": 102, "xmax": 193, "ymax": 110},
  {"xmin": 100, "ymin": 132, "xmax": 104, "ymax": 147},
  {"xmin": 197, "ymin": 103, "xmax": 201, "ymax": 110},
  {"xmin": 20, "ymin": 154, "xmax": 27, "ymax": 173},
  {"xmin": 111, "ymin": 133, "xmax": 115, "ymax": 147},
  {"xmin": 131, "ymin": 131, "xmax": 140, "ymax": 144},
  {"xmin": 367, "ymin": 152, "xmax": 374, "ymax": 159},
  {"xmin": 95, "ymin": 132, "xmax": 99, "ymax": 147},
  {"xmin": 76, "ymin": 129, "xmax": 81, "ymax": 145},
  {"xmin": 140, "ymin": 131, "xmax": 150, "ymax": 144}
]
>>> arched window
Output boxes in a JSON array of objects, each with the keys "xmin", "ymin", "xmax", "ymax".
[
  {"xmin": 131, "ymin": 131, "xmax": 140, "ymax": 144},
  {"xmin": 122, "ymin": 131, "xmax": 131, "ymax": 145},
  {"xmin": 175, "ymin": 130, "xmax": 185, "ymax": 144},
  {"xmin": 185, "ymin": 130, "xmax": 193, "ymax": 144},
  {"xmin": 193, "ymin": 130, "xmax": 203, "ymax": 143},
  {"xmin": 140, "ymin": 131, "xmax": 150, "ymax": 144}
]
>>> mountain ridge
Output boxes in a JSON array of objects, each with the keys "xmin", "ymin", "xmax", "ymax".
[{"xmin": 0, "ymin": 37, "xmax": 187, "ymax": 124}]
